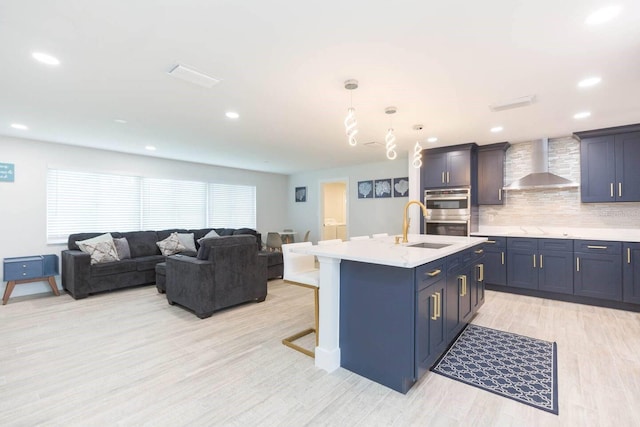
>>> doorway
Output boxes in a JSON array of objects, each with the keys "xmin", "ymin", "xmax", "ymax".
[{"xmin": 320, "ymin": 180, "xmax": 348, "ymax": 241}]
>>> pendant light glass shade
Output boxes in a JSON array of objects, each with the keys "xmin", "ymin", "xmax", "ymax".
[
  {"xmin": 385, "ymin": 128, "xmax": 397, "ymax": 160},
  {"xmin": 413, "ymin": 141, "xmax": 423, "ymax": 168}
]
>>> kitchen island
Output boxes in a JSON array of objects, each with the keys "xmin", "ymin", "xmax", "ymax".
[{"xmin": 296, "ymin": 234, "xmax": 487, "ymax": 393}]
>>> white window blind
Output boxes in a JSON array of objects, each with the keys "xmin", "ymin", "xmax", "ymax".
[
  {"xmin": 142, "ymin": 178, "xmax": 207, "ymax": 229},
  {"xmin": 47, "ymin": 170, "xmax": 141, "ymax": 243},
  {"xmin": 208, "ymin": 183, "xmax": 256, "ymax": 229}
]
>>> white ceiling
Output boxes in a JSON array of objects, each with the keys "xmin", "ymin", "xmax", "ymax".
[{"xmin": 1, "ymin": 1, "xmax": 639, "ymax": 174}]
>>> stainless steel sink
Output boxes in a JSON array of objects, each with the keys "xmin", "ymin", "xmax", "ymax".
[{"xmin": 407, "ymin": 242, "xmax": 452, "ymax": 249}]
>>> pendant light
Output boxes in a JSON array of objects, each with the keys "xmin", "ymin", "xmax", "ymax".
[
  {"xmin": 385, "ymin": 106, "xmax": 397, "ymax": 160},
  {"xmin": 412, "ymin": 124, "xmax": 423, "ymax": 169},
  {"xmin": 344, "ymin": 79, "xmax": 359, "ymax": 146}
]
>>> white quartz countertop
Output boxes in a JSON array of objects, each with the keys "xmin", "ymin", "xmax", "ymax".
[
  {"xmin": 473, "ymin": 226, "xmax": 640, "ymax": 242},
  {"xmin": 297, "ymin": 234, "xmax": 487, "ymax": 268}
]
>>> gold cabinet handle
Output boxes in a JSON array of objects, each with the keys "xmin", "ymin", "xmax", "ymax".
[
  {"xmin": 587, "ymin": 245, "xmax": 608, "ymax": 250},
  {"xmin": 619, "ymin": 182, "xmax": 622, "ymax": 197},
  {"xmin": 477, "ymin": 263, "xmax": 484, "ymax": 282},
  {"xmin": 577, "ymin": 257, "xmax": 580, "ymax": 272},
  {"xmin": 474, "ymin": 249, "xmax": 484, "ymax": 254},
  {"xmin": 533, "ymin": 254, "xmax": 536, "ymax": 268},
  {"xmin": 487, "ymin": 240, "xmax": 496, "ymax": 244},
  {"xmin": 628, "ymin": 247, "xmax": 631, "ymax": 264},
  {"xmin": 458, "ymin": 275, "xmax": 466, "ymax": 296},
  {"xmin": 427, "ymin": 269, "xmax": 441, "ymax": 277},
  {"xmin": 442, "ymin": 171, "xmax": 445, "ymax": 183},
  {"xmin": 436, "ymin": 291, "xmax": 441, "ymax": 319},
  {"xmin": 498, "ymin": 189, "xmax": 502, "ymax": 201},
  {"xmin": 501, "ymin": 251, "xmax": 505, "ymax": 265},
  {"xmin": 540, "ymin": 254, "xmax": 543, "ymax": 269},
  {"xmin": 431, "ymin": 294, "xmax": 438, "ymax": 320},
  {"xmin": 446, "ymin": 171, "xmax": 450, "ymax": 183},
  {"xmin": 610, "ymin": 183, "xmax": 614, "ymax": 198}
]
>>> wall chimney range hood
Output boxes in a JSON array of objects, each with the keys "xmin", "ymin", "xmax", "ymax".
[{"xmin": 503, "ymin": 138, "xmax": 579, "ymax": 190}]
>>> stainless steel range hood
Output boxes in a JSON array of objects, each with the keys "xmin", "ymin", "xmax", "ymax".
[{"xmin": 503, "ymin": 138, "xmax": 579, "ymax": 190}]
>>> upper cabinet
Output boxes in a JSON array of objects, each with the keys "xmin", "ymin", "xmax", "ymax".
[
  {"xmin": 477, "ymin": 142, "xmax": 510, "ymax": 205},
  {"xmin": 575, "ymin": 124, "xmax": 640, "ymax": 203},
  {"xmin": 422, "ymin": 143, "xmax": 477, "ymax": 189}
]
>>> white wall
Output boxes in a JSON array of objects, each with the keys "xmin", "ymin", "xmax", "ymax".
[
  {"xmin": 0, "ymin": 136, "xmax": 288, "ymax": 298},
  {"xmin": 287, "ymin": 158, "xmax": 413, "ymax": 243}
]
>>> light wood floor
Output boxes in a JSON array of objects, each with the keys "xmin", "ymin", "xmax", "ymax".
[{"xmin": 1, "ymin": 280, "xmax": 639, "ymax": 427}]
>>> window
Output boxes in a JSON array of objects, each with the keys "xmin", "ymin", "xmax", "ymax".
[
  {"xmin": 47, "ymin": 169, "xmax": 257, "ymax": 243},
  {"xmin": 47, "ymin": 170, "xmax": 141, "ymax": 243},
  {"xmin": 208, "ymin": 183, "xmax": 256, "ymax": 229}
]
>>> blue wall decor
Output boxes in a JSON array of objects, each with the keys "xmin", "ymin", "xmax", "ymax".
[{"xmin": 0, "ymin": 163, "xmax": 15, "ymax": 182}]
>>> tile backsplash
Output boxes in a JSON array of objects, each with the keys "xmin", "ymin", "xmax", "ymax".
[{"xmin": 479, "ymin": 136, "xmax": 640, "ymax": 228}]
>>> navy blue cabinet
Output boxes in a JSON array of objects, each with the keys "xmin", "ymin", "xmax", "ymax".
[
  {"xmin": 472, "ymin": 247, "xmax": 485, "ymax": 310},
  {"xmin": 507, "ymin": 238, "xmax": 573, "ymax": 294},
  {"xmin": 575, "ymin": 126, "xmax": 640, "ymax": 203},
  {"xmin": 574, "ymin": 240, "xmax": 622, "ymax": 301},
  {"xmin": 423, "ymin": 144, "xmax": 476, "ymax": 189},
  {"xmin": 623, "ymin": 243, "xmax": 640, "ymax": 304},
  {"xmin": 445, "ymin": 248, "xmax": 474, "ymax": 341},
  {"xmin": 477, "ymin": 143, "xmax": 509, "ymax": 205},
  {"xmin": 415, "ymin": 260, "xmax": 446, "ymax": 380},
  {"xmin": 482, "ymin": 237, "xmax": 507, "ymax": 286}
]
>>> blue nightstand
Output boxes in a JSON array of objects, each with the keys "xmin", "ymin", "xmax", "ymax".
[{"xmin": 3, "ymin": 255, "xmax": 60, "ymax": 305}]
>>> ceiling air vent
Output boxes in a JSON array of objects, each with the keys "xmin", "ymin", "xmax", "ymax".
[
  {"xmin": 168, "ymin": 64, "xmax": 221, "ymax": 88},
  {"xmin": 489, "ymin": 94, "xmax": 536, "ymax": 112}
]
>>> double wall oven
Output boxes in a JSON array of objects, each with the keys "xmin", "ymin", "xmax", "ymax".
[{"xmin": 424, "ymin": 187, "xmax": 477, "ymax": 236}]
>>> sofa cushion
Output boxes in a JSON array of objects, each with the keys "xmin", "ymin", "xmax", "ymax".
[
  {"xmin": 214, "ymin": 228, "xmax": 236, "ymax": 236},
  {"xmin": 113, "ymin": 237, "xmax": 131, "ymax": 260},
  {"xmin": 90, "ymin": 259, "xmax": 137, "ymax": 277},
  {"xmin": 135, "ymin": 255, "xmax": 166, "ymax": 272},
  {"xmin": 157, "ymin": 229, "xmax": 189, "ymax": 242},
  {"xmin": 121, "ymin": 231, "xmax": 160, "ymax": 258},
  {"xmin": 157, "ymin": 233, "xmax": 186, "ymax": 256},
  {"xmin": 196, "ymin": 235, "xmax": 256, "ymax": 260},
  {"xmin": 76, "ymin": 233, "xmax": 120, "ymax": 265},
  {"xmin": 177, "ymin": 233, "xmax": 197, "ymax": 253}
]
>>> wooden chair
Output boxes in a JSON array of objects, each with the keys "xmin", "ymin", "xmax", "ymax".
[
  {"xmin": 266, "ymin": 232, "xmax": 283, "ymax": 251},
  {"xmin": 302, "ymin": 230, "xmax": 311, "ymax": 242},
  {"xmin": 281, "ymin": 242, "xmax": 319, "ymax": 358}
]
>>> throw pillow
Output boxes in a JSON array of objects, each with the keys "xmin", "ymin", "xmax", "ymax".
[
  {"xmin": 177, "ymin": 233, "xmax": 197, "ymax": 253},
  {"xmin": 157, "ymin": 232, "xmax": 186, "ymax": 256},
  {"xmin": 76, "ymin": 233, "xmax": 120, "ymax": 265},
  {"xmin": 113, "ymin": 237, "xmax": 131, "ymax": 260},
  {"xmin": 197, "ymin": 229, "xmax": 220, "ymax": 243}
]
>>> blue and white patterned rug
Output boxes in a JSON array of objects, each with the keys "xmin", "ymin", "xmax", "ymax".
[{"xmin": 431, "ymin": 324, "xmax": 558, "ymax": 414}]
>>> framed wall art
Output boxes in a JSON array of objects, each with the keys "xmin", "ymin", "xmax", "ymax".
[{"xmin": 295, "ymin": 186, "xmax": 307, "ymax": 202}]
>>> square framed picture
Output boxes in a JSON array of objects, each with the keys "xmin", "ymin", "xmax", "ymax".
[
  {"xmin": 374, "ymin": 179, "xmax": 392, "ymax": 198},
  {"xmin": 357, "ymin": 180, "xmax": 373, "ymax": 199},
  {"xmin": 393, "ymin": 177, "xmax": 409, "ymax": 197},
  {"xmin": 295, "ymin": 186, "xmax": 307, "ymax": 202}
]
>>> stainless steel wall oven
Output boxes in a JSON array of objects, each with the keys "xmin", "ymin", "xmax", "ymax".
[{"xmin": 424, "ymin": 187, "xmax": 477, "ymax": 236}]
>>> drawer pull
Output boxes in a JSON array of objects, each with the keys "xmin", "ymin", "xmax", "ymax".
[
  {"xmin": 441, "ymin": 171, "xmax": 445, "ymax": 183},
  {"xmin": 587, "ymin": 245, "xmax": 607, "ymax": 250},
  {"xmin": 431, "ymin": 294, "xmax": 438, "ymax": 320},
  {"xmin": 540, "ymin": 254, "xmax": 543, "ymax": 269},
  {"xmin": 477, "ymin": 264, "xmax": 484, "ymax": 282},
  {"xmin": 501, "ymin": 252, "xmax": 505, "ymax": 265},
  {"xmin": 486, "ymin": 240, "xmax": 496, "ymax": 244},
  {"xmin": 446, "ymin": 171, "xmax": 450, "ymax": 183},
  {"xmin": 427, "ymin": 269, "xmax": 441, "ymax": 277},
  {"xmin": 576, "ymin": 257, "xmax": 580, "ymax": 272},
  {"xmin": 498, "ymin": 189, "xmax": 502, "ymax": 201},
  {"xmin": 619, "ymin": 182, "xmax": 622, "ymax": 197},
  {"xmin": 436, "ymin": 291, "xmax": 441, "ymax": 319},
  {"xmin": 533, "ymin": 254, "xmax": 536, "ymax": 268},
  {"xmin": 610, "ymin": 183, "xmax": 614, "ymax": 198},
  {"xmin": 474, "ymin": 249, "xmax": 484, "ymax": 254},
  {"xmin": 628, "ymin": 247, "xmax": 631, "ymax": 264}
]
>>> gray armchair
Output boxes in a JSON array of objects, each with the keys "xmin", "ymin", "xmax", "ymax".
[{"xmin": 165, "ymin": 235, "xmax": 267, "ymax": 318}]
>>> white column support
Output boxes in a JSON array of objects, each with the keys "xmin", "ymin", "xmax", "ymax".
[{"xmin": 314, "ymin": 256, "xmax": 341, "ymax": 372}]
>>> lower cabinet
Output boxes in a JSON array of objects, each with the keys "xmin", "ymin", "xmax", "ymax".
[
  {"xmin": 415, "ymin": 263, "xmax": 446, "ymax": 380},
  {"xmin": 574, "ymin": 240, "xmax": 622, "ymax": 301},
  {"xmin": 445, "ymin": 248, "xmax": 474, "ymax": 341},
  {"xmin": 482, "ymin": 237, "xmax": 506, "ymax": 286},
  {"xmin": 507, "ymin": 238, "xmax": 573, "ymax": 294},
  {"xmin": 623, "ymin": 243, "xmax": 640, "ymax": 304}
]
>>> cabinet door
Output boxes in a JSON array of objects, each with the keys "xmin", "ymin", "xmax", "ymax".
[
  {"xmin": 580, "ymin": 136, "xmax": 616, "ymax": 202},
  {"xmin": 445, "ymin": 266, "xmax": 462, "ymax": 340},
  {"xmin": 574, "ymin": 252, "xmax": 622, "ymax": 301},
  {"xmin": 538, "ymin": 250, "xmax": 573, "ymax": 295},
  {"xmin": 506, "ymin": 238, "xmax": 538, "ymax": 290},
  {"xmin": 415, "ymin": 280, "xmax": 445, "ymax": 379},
  {"xmin": 447, "ymin": 150, "xmax": 471, "ymax": 187},
  {"xmin": 473, "ymin": 261, "xmax": 485, "ymax": 311},
  {"xmin": 615, "ymin": 132, "xmax": 640, "ymax": 202},
  {"xmin": 459, "ymin": 264, "xmax": 473, "ymax": 324},
  {"xmin": 423, "ymin": 152, "xmax": 447, "ymax": 188},
  {"xmin": 483, "ymin": 239, "xmax": 506, "ymax": 286},
  {"xmin": 478, "ymin": 149, "xmax": 505, "ymax": 204},
  {"xmin": 623, "ymin": 243, "xmax": 640, "ymax": 304}
]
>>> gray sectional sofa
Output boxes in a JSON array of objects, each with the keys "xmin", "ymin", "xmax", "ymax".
[{"xmin": 61, "ymin": 228, "xmax": 263, "ymax": 300}]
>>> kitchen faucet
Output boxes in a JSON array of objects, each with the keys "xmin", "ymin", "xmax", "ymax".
[{"xmin": 402, "ymin": 200, "xmax": 428, "ymax": 243}]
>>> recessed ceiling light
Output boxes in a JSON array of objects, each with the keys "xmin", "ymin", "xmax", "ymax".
[
  {"xmin": 427, "ymin": 137, "xmax": 438, "ymax": 143},
  {"xmin": 32, "ymin": 52, "xmax": 60, "ymax": 66},
  {"xmin": 225, "ymin": 111, "xmax": 239, "ymax": 119},
  {"xmin": 578, "ymin": 77, "xmax": 601, "ymax": 88},
  {"xmin": 585, "ymin": 6, "xmax": 622, "ymax": 25},
  {"xmin": 114, "ymin": 119, "xmax": 127, "ymax": 124},
  {"xmin": 573, "ymin": 111, "xmax": 591, "ymax": 119},
  {"xmin": 10, "ymin": 123, "xmax": 28, "ymax": 130},
  {"xmin": 490, "ymin": 126, "xmax": 503, "ymax": 133},
  {"xmin": 145, "ymin": 145, "xmax": 157, "ymax": 151}
]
